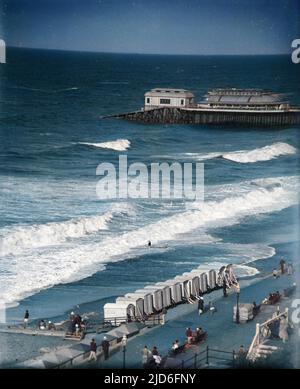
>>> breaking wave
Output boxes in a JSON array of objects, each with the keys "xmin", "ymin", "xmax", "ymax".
[
  {"xmin": 182, "ymin": 142, "xmax": 297, "ymax": 163},
  {"xmin": 222, "ymin": 142, "xmax": 297, "ymax": 163},
  {"xmin": 1, "ymin": 175, "xmax": 298, "ymax": 304},
  {"xmin": 79, "ymin": 139, "xmax": 131, "ymax": 151},
  {"xmin": 0, "ymin": 204, "xmax": 134, "ymax": 257}
]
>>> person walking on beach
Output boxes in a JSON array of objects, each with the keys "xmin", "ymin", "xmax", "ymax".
[
  {"xmin": 88, "ymin": 338, "xmax": 97, "ymax": 362},
  {"xmin": 101, "ymin": 336, "xmax": 110, "ymax": 360},
  {"xmin": 23, "ymin": 310, "xmax": 29, "ymax": 328},
  {"xmin": 198, "ymin": 296, "xmax": 204, "ymax": 315}
]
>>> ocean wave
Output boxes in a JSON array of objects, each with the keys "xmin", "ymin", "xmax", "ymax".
[
  {"xmin": 181, "ymin": 142, "xmax": 297, "ymax": 163},
  {"xmin": 0, "ymin": 204, "xmax": 134, "ymax": 257},
  {"xmin": 79, "ymin": 139, "xmax": 131, "ymax": 151},
  {"xmin": 222, "ymin": 142, "xmax": 297, "ymax": 163},
  {"xmin": 1, "ymin": 175, "xmax": 298, "ymax": 304}
]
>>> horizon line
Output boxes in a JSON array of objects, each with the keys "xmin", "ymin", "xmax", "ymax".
[{"xmin": 7, "ymin": 45, "xmax": 291, "ymax": 57}]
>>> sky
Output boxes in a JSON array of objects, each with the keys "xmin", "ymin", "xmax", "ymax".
[{"xmin": 1, "ymin": 0, "xmax": 299, "ymax": 55}]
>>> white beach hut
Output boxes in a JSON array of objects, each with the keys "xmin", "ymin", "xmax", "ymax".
[
  {"xmin": 174, "ymin": 274, "xmax": 193, "ymax": 300},
  {"xmin": 207, "ymin": 269, "xmax": 217, "ymax": 290},
  {"xmin": 155, "ymin": 280, "xmax": 183, "ymax": 304},
  {"xmin": 199, "ymin": 272, "xmax": 208, "ymax": 293},
  {"xmin": 181, "ymin": 272, "xmax": 201, "ymax": 298},
  {"xmin": 103, "ymin": 302, "xmax": 135, "ymax": 326},
  {"xmin": 153, "ymin": 283, "xmax": 172, "ymax": 307},
  {"xmin": 125, "ymin": 291, "xmax": 154, "ymax": 316},
  {"xmin": 137, "ymin": 287, "xmax": 164, "ymax": 312},
  {"xmin": 116, "ymin": 296, "xmax": 144, "ymax": 319}
]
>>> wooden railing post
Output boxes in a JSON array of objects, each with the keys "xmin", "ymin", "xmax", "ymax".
[{"xmin": 206, "ymin": 345, "xmax": 209, "ymax": 365}]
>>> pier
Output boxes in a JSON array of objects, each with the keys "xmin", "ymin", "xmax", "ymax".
[
  {"xmin": 103, "ymin": 88, "xmax": 300, "ymax": 127},
  {"xmin": 104, "ymin": 106, "xmax": 300, "ymax": 127}
]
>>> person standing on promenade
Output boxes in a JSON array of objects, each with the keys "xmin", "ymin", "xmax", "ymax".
[
  {"xmin": 23, "ymin": 310, "xmax": 29, "ymax": 328},
  {"xmin": 186, "ymin": 327, "xmax": 193, "ymax": 344},
  {"xmin": 279, "ymin": 316, "xmax": 289, "ymax": 343},
  {"xmin": 198, "ymin": 296, "xmax": 204, "ymax": 315},
  {"xmin": 101, "ymin": 336, "xmax": 110, "ymax": 360},
  {"xmin": 272, "ymin": 268, "xmax": 279, "ymax": 278},
  {"xmin": 88, "ymin": 338, "xmax": 97, "ymax": 362},
  {"xmin": 142, "ymin": 346, "xmax": 152, "ymax": 367}
]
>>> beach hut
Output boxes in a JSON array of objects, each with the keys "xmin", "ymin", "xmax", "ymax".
[
  {"xmin": 199, "ymin": 272, "xmax": 208, "ymax": 293},
  {"xmin": 181, "ymin": 272, "xmax": 201, "ymax": 298},
  {"xmin": 103, "ymin": 302, "xmax": 135, "ymax": 326},
  {"xmin": 127, "ymin": 290, "xmax": 154, "ymax": 315},
  {"xmin": 174, "ymin": 275, "xmax": 193, "ymax": 300},
  {"xmin": 155, "ymin": 280, "xmax": 182, "ymax": 304},
  {"xmin": 137, "ymin": 287, "xmax": 164, "ymax": 312},
  {"xmin": 116, "ymin": 296, "xmax": 144, "ymax": 319},
  {"xmin": 150, "ymin": 284, "xmax": 172, "ymax": 308},
  {"xmin": 207, "ymin": 269, "xmax": 217, "ymax": 290}
]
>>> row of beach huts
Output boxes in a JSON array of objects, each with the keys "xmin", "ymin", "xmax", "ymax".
[{"xmin": 104, "ymin": 264, "xmax": 238, "ymax": 325}]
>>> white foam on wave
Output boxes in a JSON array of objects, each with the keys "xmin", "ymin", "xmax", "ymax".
[
  {"xmin": 79, "ymin": 139, "xmax": 131, "ymax": 151},
  {"xmin": 181, "ymin": 142, "xmax": 297, "ymax": 163},
  {"xmin": 1, "ymin": 175, "xmax": 298, "ymax": 304},
  {"xmin": 223, "ymin": 142, "xmax": 297, "ymax": 163},
  {"xmin": 0, "ymin": 204, "xmax": 134, "ymax": 257}
]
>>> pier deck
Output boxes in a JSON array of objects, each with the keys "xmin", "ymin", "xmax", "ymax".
[{"xmin": 103, "ymin": 107, "xmax": 300, "ymax": 127}]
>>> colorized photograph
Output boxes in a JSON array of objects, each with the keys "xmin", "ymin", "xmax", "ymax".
[{"xmin": 0, "ymin": 0, "xmax": 300, "ymax": 374}]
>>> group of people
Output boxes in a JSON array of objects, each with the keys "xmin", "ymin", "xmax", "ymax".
[
  {"xmin": 185, "ymin": 326, "xmax": 206, "ymax": 345},
  {"xmin": 142, "ymin": 345, "xmax": 162, "ymax": 368},
  {"xmin": 88, "ymin": 336, "xmax": 110, "ymax": 362},
  {"xmin": 38, "ymin": 319, "xmax": 56, "ymax": 331},
  {"xmin": 267, "ymin": 314, "xmax": 292, "ymax": 343},
  {"xmin": 68, "ymin": 311, "xmax": 86, "ymax": 337},
  {"xmin": 263, "ymin": 291, "xmax": 281, "ymax": 305},
  {"xmin": 23, "ymin": 310, "xmax": 56, "ymax": 331}
]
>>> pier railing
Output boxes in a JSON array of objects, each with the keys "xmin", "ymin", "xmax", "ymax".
[
  {"xmin": 246, "ymin": 307, "xmax": 288, "ymax": 361},
  {"xmin": 103, "ymin": 314, "xmax": 164, "ymax": 328},
  {"xmin": 162, "ymin": 346, "xmax": 236, "ymax": 369}
]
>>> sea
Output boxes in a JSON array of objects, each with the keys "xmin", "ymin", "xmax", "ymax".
[{"xmin": 0, "ymin": 48, "xmax": 299, "ymax": 342}]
